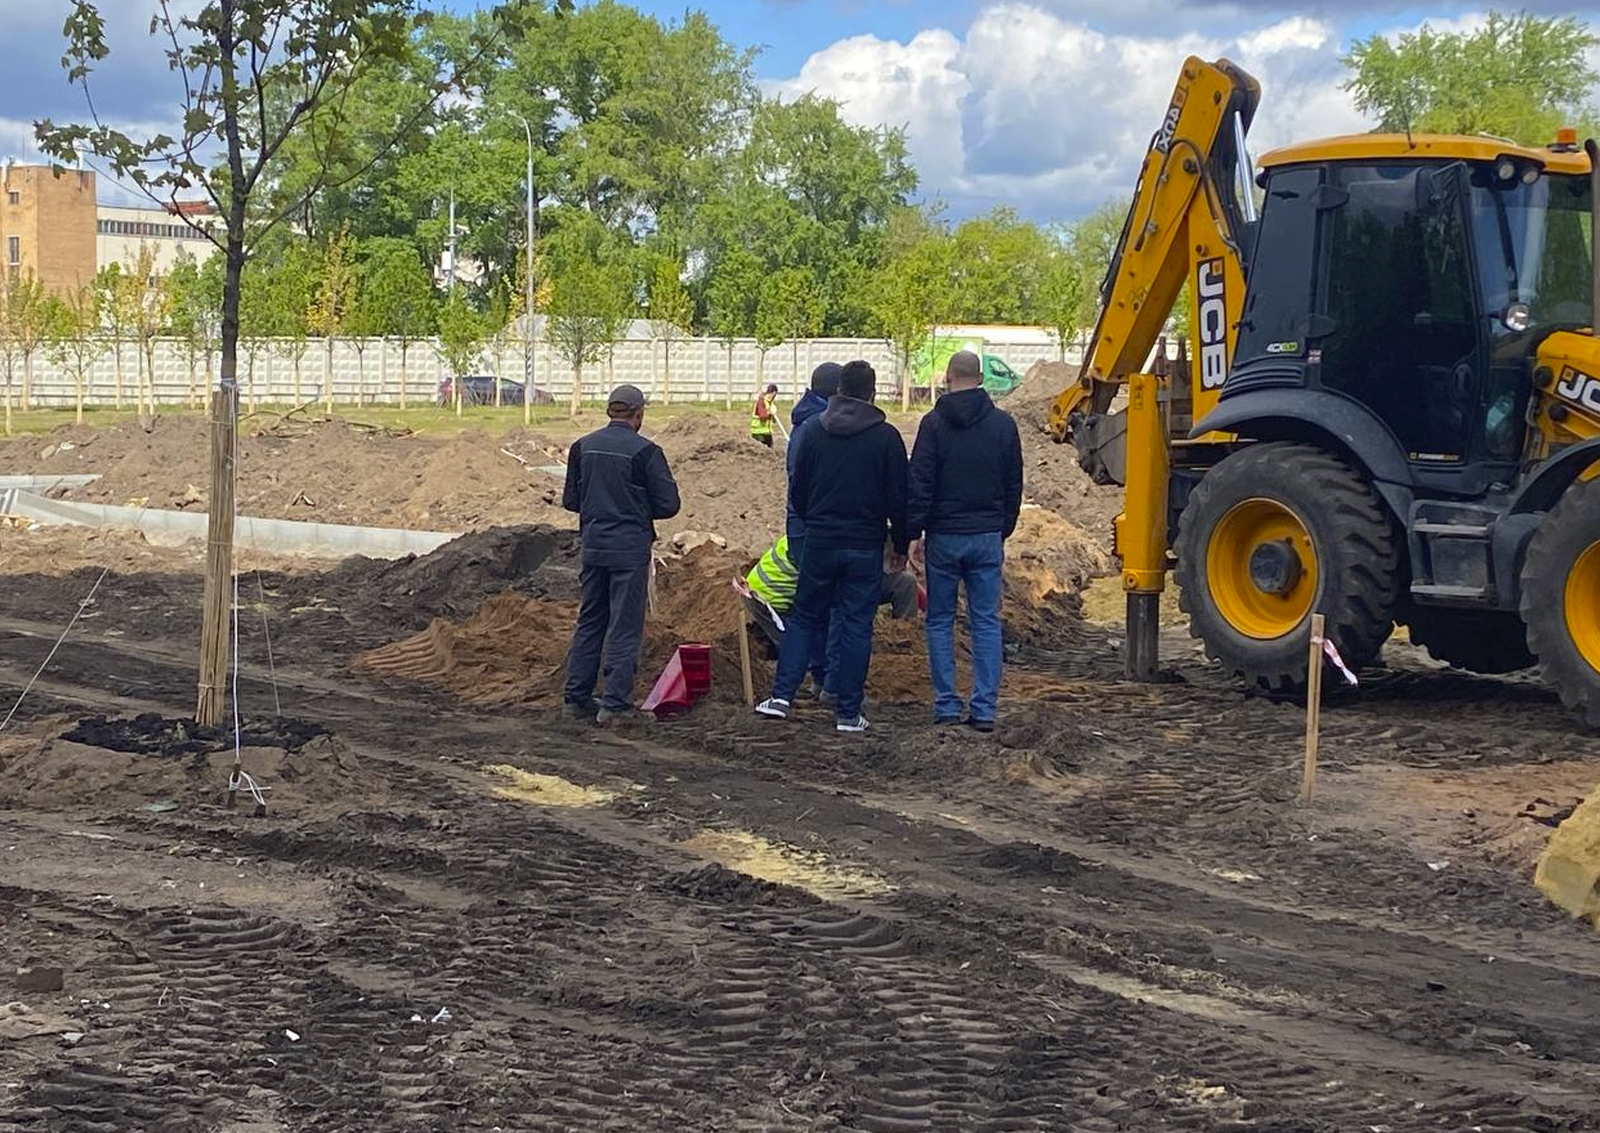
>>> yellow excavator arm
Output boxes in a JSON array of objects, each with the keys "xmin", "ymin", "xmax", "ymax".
[
  {"xmin": 1049, "ymin": 57, "xmax": 1260, "ymax": 465},
  {"xmin": 1048, "ymin": 57, "xmax": 1261, "ymax": 676}
]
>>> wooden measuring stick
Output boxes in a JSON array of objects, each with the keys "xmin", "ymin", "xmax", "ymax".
[
  {"xmin": 1301, "ymin": 612, "xmax": 1326, "ymax": 805},
  {"xmin": 736, "ymin": 605, "xmax": 755, "ymax": 707}
]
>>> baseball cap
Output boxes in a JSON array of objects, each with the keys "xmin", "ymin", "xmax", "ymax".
[{"xmin": 607, "ymin": 384, "xmax": 648, "ymax": 411}]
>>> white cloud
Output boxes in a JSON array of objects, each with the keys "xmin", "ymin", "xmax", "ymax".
[{"xmin": 769, "ymin": 3, "xmax": 1368, "ymax": 221}]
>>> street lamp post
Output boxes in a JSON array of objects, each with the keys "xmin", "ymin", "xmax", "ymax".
[{"xmin": 512, "ymin": 112, "xmax": 536, "ymax": 425}]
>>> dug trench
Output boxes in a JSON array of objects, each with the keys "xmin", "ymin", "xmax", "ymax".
[{"xmin": 3, "ymin": 521, "xmax": 1600, "ymax": 1131}]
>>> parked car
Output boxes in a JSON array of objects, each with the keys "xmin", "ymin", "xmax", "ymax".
[{"xmin": 436, "ymin": 376, "xmax": 551, "ymax": 407}]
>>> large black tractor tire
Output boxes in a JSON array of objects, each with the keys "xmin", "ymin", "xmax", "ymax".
[
  {"xmin": 1520, "ymin": 476, "xmax": 1600, "ymax": 727},
  {"xmin": 1402, "ymin": 608, "xmax": 1537, "ymax": 674},
  {"xmin": 1175, "ymin": 442, "xmax": 1401, "ymax": 692}
]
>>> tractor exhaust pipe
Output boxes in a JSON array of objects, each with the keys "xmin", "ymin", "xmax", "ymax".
[{"xmin": 1588, "ymin": 138, "xmax": 1600, "ymax": 337}]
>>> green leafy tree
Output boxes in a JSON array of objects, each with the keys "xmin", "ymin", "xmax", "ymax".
[
  {"xmin": 1342, "ymin": 12, "xmax": 1600, "ymax": 142},
  {"xmin": 755, "ymin": 266, "xmax": 824, "ymax": 396},
  {"xmin": 43, "ymin": 285, "xmax": 105, "ymax": 426},
  {"xmin": 0, "ymin": 271, "xmax": 47, "ymax": 418},
  {"xmin": 309, "ymin": 226, "xmax": 359, "ymax": 411},
  {"xmin": 167, "ymin": 252, "xmax": 214, "ymax": 407},
  {"xmin": 1037, "ymin": 232, "xmax": 1090, "ymax": 361},
  {"xmin": 357, "ymin": 237, "xmax": 437, "ymax": 408},
  {"xmin": 947, "ymin": 208, "xmax": 1052, "ymax": 325},
  {"xmin": 36, "ymin": 0, "xmax": 551, "ymax": 725},
  {"xmin": 268, "ymin": 243, "xmax": 320, "ymax": 405},
  {"xmin": 438, "ymin": 288, "xmax": 488, "ymax": 414},
  {"xmin": 648, "ymin": 254, "xmax": 694, "ymax": 404},
  {"xmin": 95, "ymin": 263, "xmax": 134, "ymax": 409},
  {"xmin": 705, "ymin": 246, "xmax": 760, "ymax": 407},
  {"xmin": 542, "ymin": 213, "xmax": 635, "ymax": 416},
  {"xmin": 872, "ymin": 207, "xmax": 954, "ymax": 405},
  {"xmin": 123, "ymin": 244, "xmax": 172, "ymax": 419}
]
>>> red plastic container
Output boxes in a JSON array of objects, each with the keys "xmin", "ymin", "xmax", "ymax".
[{"xmin": 640, "ymin": 643, "xmax": 713, "ymax": 716}]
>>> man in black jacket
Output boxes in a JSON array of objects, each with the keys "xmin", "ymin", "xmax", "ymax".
[
  {"xmin": 756, "ymin": 360, "xmax": 909, "ymax": 733},
  {"xmin": 907, "ymin": 351, "xmax": 1023, "ymax": 732},
  {"xmin": 562, "ymin": 384, "xmax": 681, "ymax": 724}
]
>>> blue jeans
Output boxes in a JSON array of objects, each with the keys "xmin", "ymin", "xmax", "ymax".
[
  {"xmin": 925, "ymin": 532, "xmax": 1004, "ymax": 722},
  {"xmin": 772, "ymin": 543, "xmax": 883, "ymax": 720}
]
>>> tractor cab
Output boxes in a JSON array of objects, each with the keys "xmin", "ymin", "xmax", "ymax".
[{"xmin": 1231, "ymin": 135, "xmax": 1594, "ymax": 495}]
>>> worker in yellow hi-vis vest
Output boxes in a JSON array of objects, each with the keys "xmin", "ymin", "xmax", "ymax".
[
  {"xmin": 749, "ymin": 383, "xmax": 779, "ymax": 447},
  {"xmin": 742, "ymin": 534, "xmax": 920, "ymax": 701}
]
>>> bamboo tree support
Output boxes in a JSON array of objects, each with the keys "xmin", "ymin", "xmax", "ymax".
[
  {"xmin": 1301, "ymin": 612, "xmax": 1326, "ymax": 805},
  {"xmin": 196, "ymin": 383, "xmax": 237, "ymax": 727}
]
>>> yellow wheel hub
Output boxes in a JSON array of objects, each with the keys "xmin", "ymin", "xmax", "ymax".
[
  {"xmin": 1566, "ymin": 540, "xmax": 1600, "ymax": 673},
  {"xmin": 1206, "ymin": 498, "xmax": 1320, "ymax": 640}
]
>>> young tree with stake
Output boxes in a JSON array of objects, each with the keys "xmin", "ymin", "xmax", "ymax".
[{"xmin": 37, "ymin": 0, "xmax": 552, "ymax": 725}]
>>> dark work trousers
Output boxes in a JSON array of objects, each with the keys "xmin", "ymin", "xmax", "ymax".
[
  {"xmin": 771, "ymin": 543, "xmax": 883, "ymax": 721},
  {"xmin": 564, "ymin": 561, "xmax": 651, "ymax": 712}
]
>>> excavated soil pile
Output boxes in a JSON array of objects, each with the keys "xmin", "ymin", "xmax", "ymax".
[
  {"xmin": 283, "ymin": 524, "xmax": 582, "ymax": 633},
  {"xmin": 354, "ymin": 533, "xmax": 1097, "ymax": 710},
  {"xmin": 1009, "ymin": 361, "xmax": 1123, "ymax": 548},
  {"xmin": 356, "ymin": 544, "xmax": 757, "ymax": 708},
  {"xmin": 650, "ymin": 414, "xmax": 788, "ymax": 554},
  {"xmin": 0, "ymin": 417, "xmax": 571, "ymax": 530},
  {"xmin": 0, "ymin": 712, "xmax": 365, "ymax": 813}
]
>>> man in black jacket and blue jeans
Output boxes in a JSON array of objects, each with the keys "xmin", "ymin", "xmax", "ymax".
[
  {"xmin": 908, "ymin": 351, "xmax": 1023, "ymax": 732},
  {"xmin": 562, "ymin": 384, "xmax": 681, "ymax": 725},
  {"xmin": 757, "ymin": 360, "xmax": 909, "ymax": 733}
]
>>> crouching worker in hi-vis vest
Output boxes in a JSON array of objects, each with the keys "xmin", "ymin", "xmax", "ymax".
[{"xmin": 743, "ymin": 538, "xmax": 919, "ymax": 702}]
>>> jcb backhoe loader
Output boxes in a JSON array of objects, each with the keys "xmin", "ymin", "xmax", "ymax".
[{"xmin": 1050, "ymin": 57, "xmax": 1600, "ymax": 725}]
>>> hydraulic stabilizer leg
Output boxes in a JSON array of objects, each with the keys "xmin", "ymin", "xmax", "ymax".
[
  {"xmin": 1119, "ymin": 373, "xmax": 1170, "ymax": 681},
  {"xmin": 1126, "ymin": 592, "xmax": 1161, "ymax": 681}
]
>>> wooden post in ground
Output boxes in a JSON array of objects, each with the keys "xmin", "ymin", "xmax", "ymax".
[
  {"xmin": 736, "ymin": 605, "xmax": 754, "ymax": 707},
  {"xmin": 1301, "ymin": 612, "xmax": 1326, "ymax": 805},
  {"xmin": 196, "ymin": 382, "xmax": 238, "ymax": 727}
]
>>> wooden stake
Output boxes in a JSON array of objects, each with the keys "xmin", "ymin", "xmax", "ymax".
[
  {"xmin": 736, "ymin": 605, "xmax": 755, "ymax": 707},
  {"xmin": 195, "ymin": 384, "xmax": 237, "ymax": 727},
  {"xmin": 1301, "ymin": 612, "xmax": 1326, "ymax": 805}
]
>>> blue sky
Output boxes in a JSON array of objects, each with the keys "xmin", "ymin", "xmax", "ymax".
[{"xmin": 4, "ymin": 1, "xmax": 1597, "ymax": 222}]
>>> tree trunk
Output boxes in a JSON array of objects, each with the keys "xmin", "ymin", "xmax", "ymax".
[
  {"xmin": 293, "ymin": 353, "xmax": 302, "ymax": 405},
  {"xmin": 324, "ymin": 337, "xmax": 335, "ymax": 414},
  {"xmin": 4, "ymin": 374, "xmax": 11, "ymax": 435},
  {"xmin": 187, "ymin": 357, "xmax": 199, "ymax": 408},
  {"xmin": 113, "ymin": 339, "xmax": 125, "ymax": 410},
  {"xmin": 661, "ymin": 339, "xmax": 671, "ymax": 406},
  {"xmin": 75, "ymin": 370, "xmax": 84, "ymax": 426},
  {"xmin": 399, "ymin": 341, "xmax": 409, "ymax": 410},
  {"xmin": 355, "ymin": 350, "xmax": 365, "ymax": 408},
  {"xmin": 570, "ymin": 361, "xmax": 582, "ymax": 418},
  {"xmin": 724, "ymin": 348, "xmax": 733, "ymax": 410},
  {"xmin": 22, "ymin": 352, "xmax": 32, "ymax": 412},
  {"xmin": 198, "ymin": 29, "xmax": 247, "ymax": 727}
]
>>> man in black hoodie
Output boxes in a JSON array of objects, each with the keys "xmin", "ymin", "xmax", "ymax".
[
  {"xmin": 757, "ymin": 360, "xmax": 909, "ymax": 733},
  {"xmin": 907, "ymin": 351, "xmax": 1023, "ymax": 732}
]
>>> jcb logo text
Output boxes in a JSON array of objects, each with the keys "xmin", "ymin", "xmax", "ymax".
[
  {"xmin": 1556, "ymin": 366, "xmax": 1600, "ymax": 413},
  {"xmin": 1197, "ymin": 258, "xmax": 1228, "ymax": 390}
]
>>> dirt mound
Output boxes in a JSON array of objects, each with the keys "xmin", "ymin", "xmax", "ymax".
[
  {"xmin": 0, "ymin": 712, "xmax": 366, "ymax": 814},
  {"xmin": 355, "ymin": 544, "xmax": 758, "ymax": 708},
  {"xmin": 288, "ymin": 525, "xmax": 583, "ymax": 633},
  {"xmin": 1008, "ymin": 359, "xmax": 1079, "ymax": 432},
  {"xmin": 650, "ymin": 414, "xmax": 788, "ymax": 554},
  {"xmin": 0, "ymin": 417, "xmax": 572, "ymax": 531},
  {"xmin": 354, "ymin": 538, "xmax": 1099, "ymax": 712}
]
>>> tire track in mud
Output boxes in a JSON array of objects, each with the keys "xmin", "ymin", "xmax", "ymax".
[{"xmin": 5, "ymin": 610, "xmax": 1600, "ymax": 1129}]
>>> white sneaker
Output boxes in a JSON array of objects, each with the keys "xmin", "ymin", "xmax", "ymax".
[
  {"xmin": 836, "ymin": 715, "xmax": 870, "ymax": 733},
  {"xmin": 755, "ymin": 698, "xmax": 791, "ymax": 719}
]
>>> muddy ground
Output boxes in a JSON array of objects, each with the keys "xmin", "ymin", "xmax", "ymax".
[{"xmin": 1, "ymin": 521, "xmax": 1598, "ymax": 1132}]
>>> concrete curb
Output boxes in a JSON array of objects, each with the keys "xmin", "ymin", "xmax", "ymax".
[{"xmin": 0, "ymin": 489, "xmax": 459, "ymax": 560}]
